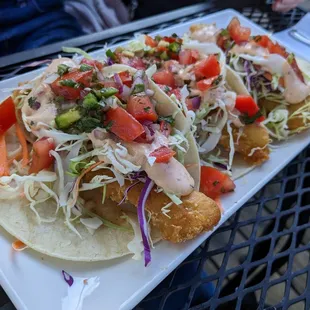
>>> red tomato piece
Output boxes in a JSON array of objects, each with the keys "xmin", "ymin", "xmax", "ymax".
[
  {"xmin": 227, "ymin": 17, "xmax": 251, "ymax": 44},
  {"xmin": 51, "ymin": 70, "xmax": 93, "ymax": 100},
  {"xmin": 80, "ymin": 58, "xmax": 104, "ymax": 70},
  {"xmin": 268, "ymin": 42, "xmax": 287, "ymax": 58},
  {"xmin": 145, "ymin": 35, "xmax": 157, "ymax": 47},
  {"xmin": 153, "ymin": 70, "xmax": 176, "ymax": 88},
  {"xmin": 168, "ymin": 52, "xmax": 179, "ymax": 61},
  {"xmin": 196, "ymin": 76, "xmax": 218, "ymax": 92},
  {"xmin": 235, "ymin": 95, "xmax": 259, "ymax": 117},
  {"xmin": 194, "ymin": 55, "xmax": 220, "ymax": 80},
  {"xmin": 29, "ymin": 137, "xmax": 55, "ymax": 174},
  {"xmin": 0, "ymin": 97, "xmax": 17, "ymax": 135},
  {"xmin": 167, "ymin": 88, "xmax": 181, "ymax": 101},
  {"xmin": 157, "ymin": 46, "xmax": 168, "ymax": 52},
  {"xmin": 127, "ymin": 95, "xmax": 158, "ymax": 122},
  {"xmin": 255, "ymin": 35, "xmax": 271, "ymax": 48},
  {"xmin": 179, "ymin": 49, "xmax": 200, "ymax": 65},
  {"xmin": 105, "ymin": 107, "xmax": 145, "ymax": 142},
  {"xmin": 200, "ymin": 166, "xmax": 235, "ymax": 199},
  {"xmin": 162, "ymin": 36, "xmax": 176, "ymax": 43},
  {"xmin": 118, "ymin": 71, "xmax": 133, "ymax": 87},
  {"xmin": 256, "ymin": 115, "xmax": 266, "ymax": 122},
  {"xmin": 159, "ymin": 121, "xmax": 172, "ymax": 137},
  {"xmin": 150, "ymin": 146, "xmax": 176, "ymax": 163}
]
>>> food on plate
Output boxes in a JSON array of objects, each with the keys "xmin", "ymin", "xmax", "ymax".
[
  {"xmin": 0, "ymin": 56, "xmax": 221, "ymax": 264},
  {"xmin": 199, "ymin": 17, "xmax": 310, "ymax": 141},
  {"xmin": 112, "ymin": 32, "xmax": 271, "ymax": 176}
]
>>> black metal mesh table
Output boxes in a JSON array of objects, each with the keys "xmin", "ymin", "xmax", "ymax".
[{"xmin": 0, "ymin": 2, "xmax": 309, "ymax": 310}]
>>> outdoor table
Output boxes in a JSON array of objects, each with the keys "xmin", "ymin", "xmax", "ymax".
[{"xmin": 0, "ymin": 2, "xmax": 309, "ymax": 309}]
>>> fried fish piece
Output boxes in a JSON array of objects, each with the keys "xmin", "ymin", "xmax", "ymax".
[
  {"xmin": 259, "ymin": 98, "xmax": 310, "ymax": 132},
  {"xmin": 82, "ymin": 170, "xmax": 221, "ymax": 243},
  {"xmin": 220, "ymin": 123, "xmax": 270, "ymax": 165}
]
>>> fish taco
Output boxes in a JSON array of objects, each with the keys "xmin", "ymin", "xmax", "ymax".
[{"xmin": 0, "ymin": 56, "xmax": 220, "ymax": 264}]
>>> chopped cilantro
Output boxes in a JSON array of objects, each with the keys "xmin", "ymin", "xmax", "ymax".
[
  {"xmin": 144, "ymin": 106, "xmax": 151, "ymax": 112},
  {"xmin": 220, "ymin": 29, "xmax": 229, "ymax": 37},
  {"xmin": 158, "ymin": 115, "xmax": 175, "ymax": 125},
  {"xmin": 213, "ymin": 180, "xmax": 219, "ymax": 186},
  {"xmin": 28, "ymin": 97, "xmax": 40, "ymax": 110},
  {"xmin": 241, "ymin": 110, "xmax": 263, "ymax": 125},
  {"xmin": 131, "ymin": 84, "xmax": 145, "ymax": 94},
  {"xmin": 104, "ymin": 120, "xmax": 114, "ymax": 131}
]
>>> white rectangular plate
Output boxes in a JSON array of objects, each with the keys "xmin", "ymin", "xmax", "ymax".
[{"xmin": 0, "ymin": 9, "xmax": 309, "ymax": 310}]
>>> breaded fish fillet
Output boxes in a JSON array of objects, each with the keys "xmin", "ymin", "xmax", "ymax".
[
  {"xmin": 82, "ymin": 170, "xmax": 221, "ymax": 243},
  {"xmin": 220, "ymin": 123, "xmax": 270, "ymax": 165}
]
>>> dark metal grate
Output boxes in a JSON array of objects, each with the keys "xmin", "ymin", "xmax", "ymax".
[
  {"xmin": 0, "ymin": 3, "xmax": 309, "ymax": 310},
  {"xmin": 136, "ymin": 147, "xmax": 310, "ymax": 310}
]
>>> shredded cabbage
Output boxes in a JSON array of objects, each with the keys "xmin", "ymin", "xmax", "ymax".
[
  {"xmin": 126, "ymin": 34, "xmax": 151, "ymax": 52},
  {"xmin": 226, "ymin": 120, "xmax": 235, "ymax": 171},
  {"xmin": 262, "ymin": 106, "xmax": 289, "ymax": 140},
  {"xmin": 124, "ymin": 214, "xmax": 144, "ymax": 260},
  {"xmin": 164, "ymin": 192, "xmax": 182, "ymax": 205},
  {"xmin": 161, "ymin": 202, "xmax": 173, "ymax": 219},
  {"xmin": 62, "ymin": 47, "xmax": 92, "ymax": 59}
]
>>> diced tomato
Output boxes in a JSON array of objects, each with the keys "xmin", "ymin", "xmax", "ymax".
[
  {"xmin": 127, "ymin": 95, "xmax": 158, "ymax": 122},
  {"xmin": 153, "ymin": 70, "xmax": 176, "ymax": 88},
  {"xmin": 168, "ymin": 52, "xmax": 179, "ymax": 61},
  {"xmin": 159, "ymin": 121, "xmax": 172, "ymax": 137},
  {"xmin": 227, "ymin": 17, "xmax": 251, "ymax": 44},
  {"xmin": 179, "ymin": 49, "xmax": 200, "ymax": 65},
  {"xmin": 80, "ymin": 58, "xmax": 104, "ymax": 70},
  {"xmin": 51, "ymin": 70, "xmax": 93, "ymax": 100},
  {"xmin": 0, "ymin": 97, "xmax": 17, "ymax": 135},
  {"xmin": 145, "ymin": 35, "xmax": 157, "ymax": 47},
  {"xmin": 29, "ymin": 137, "xmax": 55, "ymax": 174},
  {"xmin": 200, "ymin": 166, "xmax": 235, "ymax": 199},
  {"xmin": 105, "ymin": 106, "xmax": 145, "ymax": 142},
  {"xmin": 255, "ymin": 35, "xmax": 271, "ymax": 48},
  {"xmin": 157, "ymin": 46, "xmax": 168, "ymax": 52},
  {"xmin": 119, "ymin": 56, "xmax": 146, "ymax": 70},
  {"xmin": 150, "ymin": 146, "xmax": 176, "ymax": 163},
  {"xmin": 235, "ymin": 95, "xmax": 259, "ymax": 117},
  {"xmin": 167, "ymin": 88, "xmax": 181, "ymax": 100},
  {"xmin": 196, "ymin": 76, "xmax": 218, "ymax": 92},
  {"xmin": 194, "ymin": 55, "xmax": 220, "ymax": 80},
  {"xmin": 118, "ymin": 71, "xmax": 133, "ymax": 87},
  {"xmin": 162, "ymin": 36, "xmax": 176, "ymax": 43},
  {"xmin": 256, "ymin": 115, "xmax": 266, "ymax": 122},
  {"xmin": 268, "ymin": 42, "xmax": 287, "ymax": 58}
]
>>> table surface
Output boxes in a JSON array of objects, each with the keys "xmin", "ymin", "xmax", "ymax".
[{"xmin": 1, "ymin": 2, "xmax": 309, "ymax": 310}]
